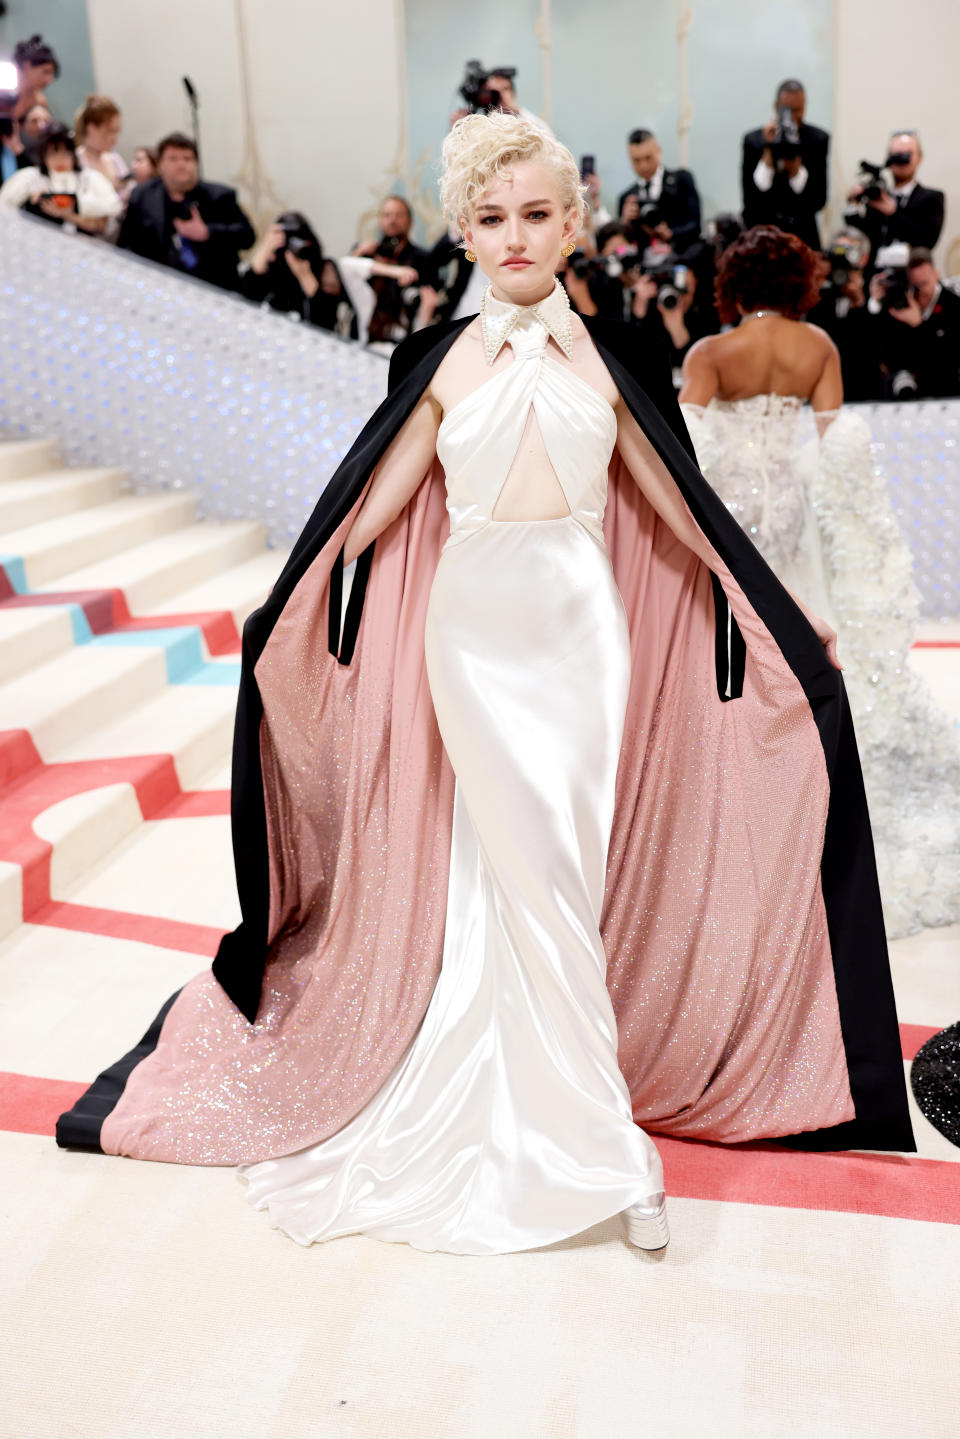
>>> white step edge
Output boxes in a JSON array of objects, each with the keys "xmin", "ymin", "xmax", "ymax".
[
  {"xmin": 0, "ymin": 468, "xmax": 127, "ymax": 534},
  {"xmin": 3, "ymin": 493, "xmax": 197, "ymax": 588},
  {"xmin": 0, "ymin": 862, "xmax": 23, "ymax": 947},
  {"xmin": 35, "ymin": 784, "xmax": 144, "ymax": 898},
  {"xmin": 48, "ymin": 684, "xmax": 238, "ymax": 791},
  {"xmin": 0, "ymin": 645, "xmax": 170, "ymax": 758},
  {"xmin": 33, "ymin": 518, "xmax": 266, "ymax": 611},
  {"xmin": 0, "ymin": 439, "xmax": 61, "ymax": 482},
  {"xmin": 0, "ymin": 606, "xmax": 77, "ymax": 686}
]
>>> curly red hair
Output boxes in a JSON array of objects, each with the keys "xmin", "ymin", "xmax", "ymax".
[{"xmin": 714, "ymin": 225, "xmax": 825, "ymax": 325}]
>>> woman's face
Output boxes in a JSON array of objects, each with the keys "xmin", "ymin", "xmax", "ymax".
[
  {"xmin": 132, "ymin": 148, "xmax": 156, "ymax": 185},
  {"xmin": 21, "ymin": 61, "xmax": 56, "ymax": 96},
  {"xmin": 84, "ymin": 115, "xmax": 121, "ymax": 152},
  {"xmin": 461, "ymin": 160, "xmax": 577, "ymax": 305},
  {"xmin": 23, "ymin": 104, "xmax": 50, "ymax": 139},
  {"xmin": 45, "ymin": 143, "xmax": 74, "ymax": 174}
]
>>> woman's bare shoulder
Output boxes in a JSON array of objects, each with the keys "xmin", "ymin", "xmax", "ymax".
[
  {"xmin": 684, "ymin": 332, "xmax": 724, "ymax": 370},
  {"xmin": 803, "ymin": 319, "xmax": 841, "ymax": 356},
  {"xmin": 426, "ymin": 319, "xmax": 484, "ymax": 410}
]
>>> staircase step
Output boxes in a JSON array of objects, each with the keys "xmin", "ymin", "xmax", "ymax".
[
  {"xmin": 0, "ymin": 606, "xmax": 77, "ymax": 685},
  {"xmin": 33, "ymin": 783, "xmax": 144, "ymax": 897},
  {"xmin": 137, "ymin": 548, "xmax": 286, "ymax": 629},
  {"xmin": 1, "ymin": 493, "xmax": 197, "ymax": 589},
  {"xmin": 0, "ymin": 644, "xmax": 169, "ymax": 759},
  {"xmin": 0, "ymin": 862, "xmax": 22, "ymax": 943},
  {"xmin": 0, "ymin": 440, "xmax": 61, "ymax": 481},
  {"xmin": 0, "ymin": 468, "xmax": 128, "ymax": 534},
  {"xmin": 34, "ymin": 518, "xmax": 266, "ymax": 612},
  {"xmin": 48, "ymin": 684, "xmax": 238, "ymax": 790}
]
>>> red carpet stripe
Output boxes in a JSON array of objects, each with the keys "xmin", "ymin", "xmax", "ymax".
[
  {"xmin": 658, "ymin": 1135, "xmax": 960, "ymax": 1226},
  {"xmin": 0, "ymin": 1073, "xmax": 88, "ymax": 1136},
  {"xmin": 0, "ymin": 586, "xmax": 241, "ymax": 654},
  {"xmin": 29, "ymin": 900, "xmax": 225, "ymax": 956},
  {"xmin": 5, "ymin": 1072, "xmax": 957, "ymax": 1223},
  {"xmin": 0, "ymin": 729, "xmax": 228, "ymax": 924},
  {"xmin": 912, "ymin": 640, "xmax": 960, "ymax": 649},
  {"xmin": 899, "ymin": 1023, "xmax": 940, "ymax": 1060}
]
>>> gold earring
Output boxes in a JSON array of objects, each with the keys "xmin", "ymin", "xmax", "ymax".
[
  {"xmin": 561, "ymin": 241, "xmax": 576, "ymax": 258},
  {"xmin": 464, "ymin": 249, "xmax": 477, "ymax": 263}
]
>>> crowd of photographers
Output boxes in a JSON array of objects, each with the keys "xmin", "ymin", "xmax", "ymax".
[{"xmin": 2, "ymin": 36, "xmax": 957, "ymax": 402}]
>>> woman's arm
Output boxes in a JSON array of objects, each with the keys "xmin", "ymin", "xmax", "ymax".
[
  {"xmin": 809, "ymin": 331, "xmax": 843, "ymax": 414},
  {"xmin": 615, "ymin": 399, "xmax": 720, "ymax": 572},
  {"xmin": 678, "ymin": 336, "xmax": 720, "ymax": 405},
  {"xmin": 343, "ymin": 391, "xmax": 442, "ymax": 565}
]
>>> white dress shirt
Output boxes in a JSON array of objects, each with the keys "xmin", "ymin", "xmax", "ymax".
[{"xmin": 753, "ymin": 156, "xmax": 809, "ymax": 194}]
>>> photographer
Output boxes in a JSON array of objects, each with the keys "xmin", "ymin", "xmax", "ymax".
[
  {"xmin": 846, "ymin": 131, "xmax": 944, "ymax": 266},
  {"xmin": 628, "ymin": 249, "xmax": 704, "ymax": 376},
  {"xmin": 118, "ymin": 132, "xmax": 255, "ymax": 292},
  {"xmin": 0, "ymin": 34, "xmax": 59, "ymax": 183},
  {"xmin": 617, "ymin": 128, "xmax": 701, "ymax": 256},
  {"xmin": 741, "ymin": 78, "xmax": 829, "ymax": 250},
  {"xmin": 341, "ymin": 195, "xmax": 431, "ymax": 349},
  {"xmin": 807, "ymin": 229, "xmax": 883, "ymax": 401},
  {"xmin": 452, "ymin": 62, "xmax": 551, "ymax": 134},
  {"xmin": 868, "ymin": 246, "xmax": 960, "ymax": 400},
  {"xmin": 561, "ymin": 222, "xmax": 636, "ymax": 320},
  {"xmin": 241, "ymin": 211, "xmax": 347, "ymax": 333}
]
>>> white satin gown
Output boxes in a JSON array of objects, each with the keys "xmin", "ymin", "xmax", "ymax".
[{"xmin": 240, "ymin": 284, "xmax": 664, "ymax": 1254}]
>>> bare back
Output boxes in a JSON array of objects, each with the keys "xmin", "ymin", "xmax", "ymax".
[{"xmin": 680, "ymin": 317, "xmax": 843, "ymax": 412}]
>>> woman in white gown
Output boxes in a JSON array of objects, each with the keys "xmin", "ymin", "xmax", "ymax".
[
  {"xmin": 679, "ymin": 224, "xmax": 960, "ymax": 938},
  {"xmin": 61, "ymin": 120, "xmax": 917, "ymax": 1252},
  {"xmin": 237, "ymin": 121, "xmax": 688, "ymax": 1254}
]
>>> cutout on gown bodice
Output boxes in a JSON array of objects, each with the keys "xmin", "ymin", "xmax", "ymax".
[
  {"xmin": 436, "ymin": 304, "xmax": 617, "ymax": 545},
  {"xmin": 492, "ymin": 405, "xmax": 571, "ymax": 522}
]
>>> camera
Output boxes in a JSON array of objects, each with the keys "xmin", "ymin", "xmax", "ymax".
[
  {"xmin": 705, "ymin": 212, "xmax": 744, "ymax": 256},
  {"xmin": 875, "ymin": 240, "xmax": 913, "ymax": 311},
  {"xmin": 642, "ymin": 251, "xmax": 690, "ymax": 310},
  {"xmin": 854, "ymin": 159, "xmax": 888, "ymax": 205},
  {"xmin": 459, "ymin": 60, "xmax": 514, "ymax": 116},
  {"xmin": 823, "ymin": 236, "xmax": 863, "ymax": 291},
  {"xmin": 276, "ymin": 216, "xmax": 314, "ymax": 259},
  {"xmin": 568, "ymin": 247, "xmax": 641, "ymax": 282},
  {"xmin": 771, "ymin": 103, "xmax": 801, "ymax": 158},
  {"xmin": 637, "ymin": 201, "xmax": 664, "ymax": 232}
]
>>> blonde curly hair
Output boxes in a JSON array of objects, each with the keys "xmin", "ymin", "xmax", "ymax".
[{"xmin": 440, "ymin": 111, "xmax": 586, "ymax": 234}]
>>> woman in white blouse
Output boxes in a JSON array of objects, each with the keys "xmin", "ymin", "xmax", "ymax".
[
  {"xmin": 0, "ymin": 122, "xmax": 122, "ymax": 235},
  {"xmin": 74, "ymin": 94, "xmax": 134, "ymax": 208}
]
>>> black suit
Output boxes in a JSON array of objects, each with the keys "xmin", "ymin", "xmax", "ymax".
[
  {"xmin": 741, "ymin": 123, "xmax": 829, "ymax": 250},
  {"xmin": 806, "ymin": 296, "xmax": 884, "ymax": 402},
  {"xmin": 423, "ymin": 232, "xmax": 473, "ymax": 321},
  {"xmin": 617, "ymin": 168, "xmax": 702, "ymax": 253},
  {"xmin": 875, "ymin": 284, "xmax": 960, "ymax": 399},
  {"xmin": 118, "ymin": 177, "xmax": 255, "ymax": 293},
  {"xmin": 855, "ymin": 183, "xmax": 945, "ymax": 263}
]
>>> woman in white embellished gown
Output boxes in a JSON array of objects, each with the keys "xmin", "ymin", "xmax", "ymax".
[
  {"xmin": 680, "ymin": 224, "xmax": 960, "ymax": 938},
  {"xmin": 57, "ymin": 121, "xmax": 917, "ymax": 1252}
]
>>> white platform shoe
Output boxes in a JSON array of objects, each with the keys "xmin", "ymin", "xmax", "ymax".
[{"xmin": 623, "ymin": 1192, "xmax": 670, "ymax": 1250}]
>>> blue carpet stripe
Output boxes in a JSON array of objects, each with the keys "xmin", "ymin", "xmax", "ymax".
[{"xmin": 1, "ymin": 552, "xmax": 240, "ymax": 688}]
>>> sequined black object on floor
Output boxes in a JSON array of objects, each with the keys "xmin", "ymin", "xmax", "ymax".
[{"xmin": 910, "ymin": 1022, "xmax": 960, "ymax": 1149}]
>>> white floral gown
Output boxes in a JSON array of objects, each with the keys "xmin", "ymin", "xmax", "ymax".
[{"xmin": 681, "ymin": 395, "xmax": 960, "ymax": 939}]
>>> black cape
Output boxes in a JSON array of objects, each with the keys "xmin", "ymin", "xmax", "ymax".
[{"xmin": 57, "ymin": 315, "xmax": 915, "ymax": 1157}]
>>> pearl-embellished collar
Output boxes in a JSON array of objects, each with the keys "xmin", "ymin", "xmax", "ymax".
[{"xmin": 479, "ymin": 279, "xmax": 575, "ymax": 366}]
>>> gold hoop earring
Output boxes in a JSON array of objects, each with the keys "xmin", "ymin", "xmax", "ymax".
[
  {"xmin": 464, "ymin": 249, "xmax": 477, "ymax": 263},
  {"xmin": 560, "ymin": 241, "xmax": 576, "ymax": 258}
]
